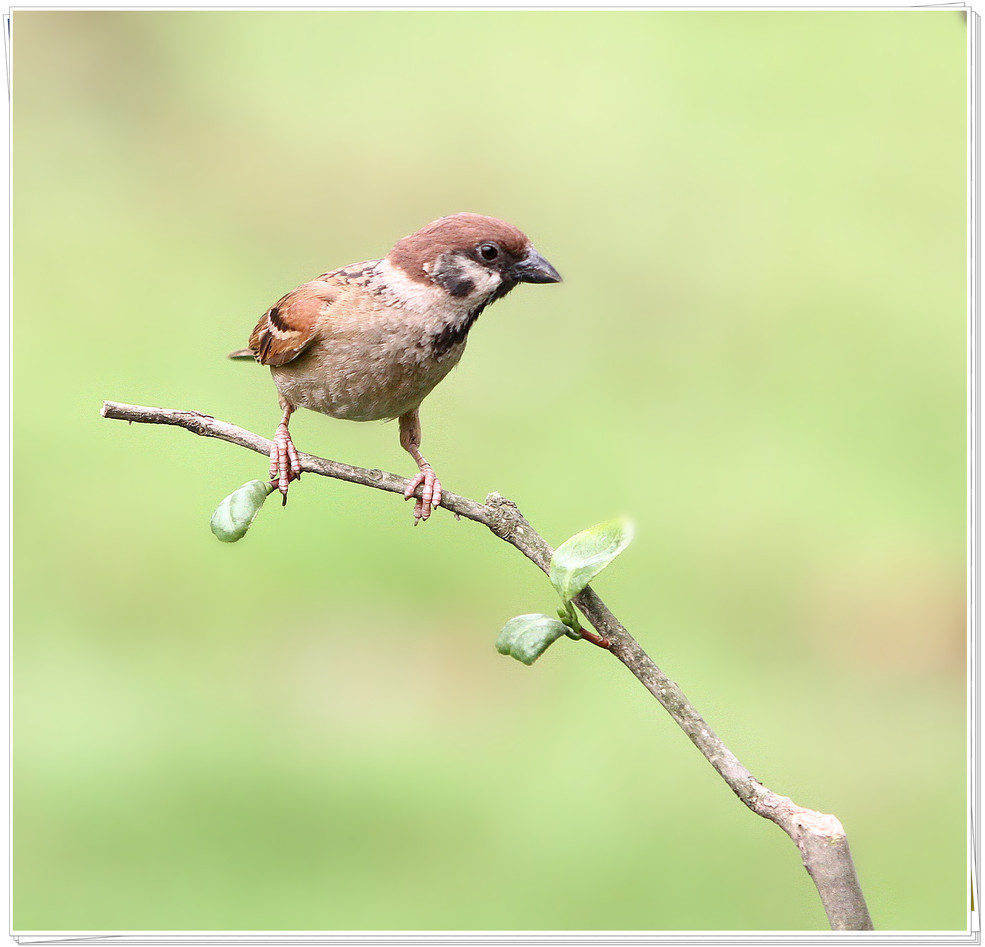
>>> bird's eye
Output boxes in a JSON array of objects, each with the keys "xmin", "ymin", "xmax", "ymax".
[{"xmin": 477, "ymin": 242, "xmax": 500, "ymax": 262}]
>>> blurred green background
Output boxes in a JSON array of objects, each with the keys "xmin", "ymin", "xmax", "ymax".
[{"xmin": 13, "ymin": 9, "xmax": 968, "ymax": 932}]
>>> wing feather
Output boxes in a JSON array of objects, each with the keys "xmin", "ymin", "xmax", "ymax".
[
  {"xmin": 248, "ymin": 279, "xmax": 341, "ymax": 367},
  {"xmin": 238, "ymin": 261, "xmax": 383, "ymax": 367}
]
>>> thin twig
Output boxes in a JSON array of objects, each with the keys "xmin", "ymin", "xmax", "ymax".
[
  {"xmin": 100, "ymin": 399, "xmax": 875, "ymax": 931},
  {"xmin": 575, "ymin": 626, "xmax": 611, "ymax": 650}
]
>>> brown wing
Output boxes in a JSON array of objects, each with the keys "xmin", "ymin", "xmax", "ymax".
[
  {"xmin": 242, "ymin": 261, "xmax": 383, "ymax": 366},
  {"xmin": 248, "ymin": 278, "xmax": 342, "ymax": 367}
]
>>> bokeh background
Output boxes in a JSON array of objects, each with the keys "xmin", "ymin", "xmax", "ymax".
[{"xmin": 13, "ymin": 9, "xmax": 968, "ymax": 932}]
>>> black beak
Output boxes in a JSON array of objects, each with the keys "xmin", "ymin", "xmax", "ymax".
[{"xmin": 511, "ymin": 248, "xmax": 562, "ymax": 284}]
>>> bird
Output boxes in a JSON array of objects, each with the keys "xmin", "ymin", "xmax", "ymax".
[{"xmin": 229, "ymin": 213, "xmax": 562, "ymax": 523}]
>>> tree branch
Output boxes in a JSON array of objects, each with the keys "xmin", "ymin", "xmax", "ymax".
[{"xmin": 100, "ymin": 399, "xmax": 874, "ymax": 931}]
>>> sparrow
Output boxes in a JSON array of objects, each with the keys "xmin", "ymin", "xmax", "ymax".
[{"xmin": 229, "ymin": 213, "xmax": 562, "ymax": 522}]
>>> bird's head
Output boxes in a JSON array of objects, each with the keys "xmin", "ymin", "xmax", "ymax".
[{"xmin": 386, "ymin": 212, "xmax": 561, "ymax": 311}]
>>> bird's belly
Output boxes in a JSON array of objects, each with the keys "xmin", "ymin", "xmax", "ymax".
[{"xmin": 271, "ymin": 338, "xmax": 465, "ymax": 422}]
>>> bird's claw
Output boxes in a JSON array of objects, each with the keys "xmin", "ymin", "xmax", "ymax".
[
  {"xmin": 405, "ymin": 465, "xmax": 442, "ymax": 524},
  {"xmin": 269, "ymin": 422, "xmax": 302, "ymax": 504}
]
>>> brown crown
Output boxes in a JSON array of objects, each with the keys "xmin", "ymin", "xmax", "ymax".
[{"xmin": 386, "ymin": 213, "xmax": 532, "ymax": 283}]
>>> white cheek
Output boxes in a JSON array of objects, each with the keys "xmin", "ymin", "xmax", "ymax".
[
  {"xmin": 421, "ymin": 253, "xmax": 504, "ymax": 305},
  {"xmin": 454, "ymin": 257, "xmax": 502, "ymax": 296},
  {"xmin": 380, "ymin": 255, "xmax": 503, "ymax": 315}
]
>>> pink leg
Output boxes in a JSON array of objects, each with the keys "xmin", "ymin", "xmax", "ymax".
[
  {"xmin": 269, "ymin": 404, "xmax": 302, "ymax": 504},
  {"xmin": 399, "ymin": 409, "xmax": 442, "ymax": 524}
]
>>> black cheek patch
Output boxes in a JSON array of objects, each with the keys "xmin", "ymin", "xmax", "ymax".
[
  {"xmin": 446, "ymin": 276, "xmax": 474, "ymax": 297},
  {"xmin": 431, "ymin": 255, "xmax": 476, "ymax": 298}
]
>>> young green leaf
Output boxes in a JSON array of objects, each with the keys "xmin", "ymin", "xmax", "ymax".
[
  {"xmin": 495, "ymin": 613, "xmax": 569, "ymax": 665},
  {"xmin": 556, "ymin": 602, "xmax": 583, "ymax": 639},
  {"xmin": 549, "ymin": 518, "xmax": 634, "ymax": 604},
  {"xmin": 210, "ymin": 480, "xmax": 275, "ymax": 543}
]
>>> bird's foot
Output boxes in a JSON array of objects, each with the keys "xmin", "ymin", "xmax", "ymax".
[
  {"xmin": 269, "ymin": 423, "xmax": 302, "ymax": 505},
  {"xmin": 404, "ymin": 465, "xmax": 442, "ymax": 524}
]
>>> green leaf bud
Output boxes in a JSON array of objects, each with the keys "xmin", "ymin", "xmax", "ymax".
[{"xmin": 210, "ymin": 480, "xmax": 275, "ymax": 543}]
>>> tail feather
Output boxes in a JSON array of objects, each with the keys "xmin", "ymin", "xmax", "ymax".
[{"xmin": 228, "ymin": 348, "xmax": 257, "ymax": 360}]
